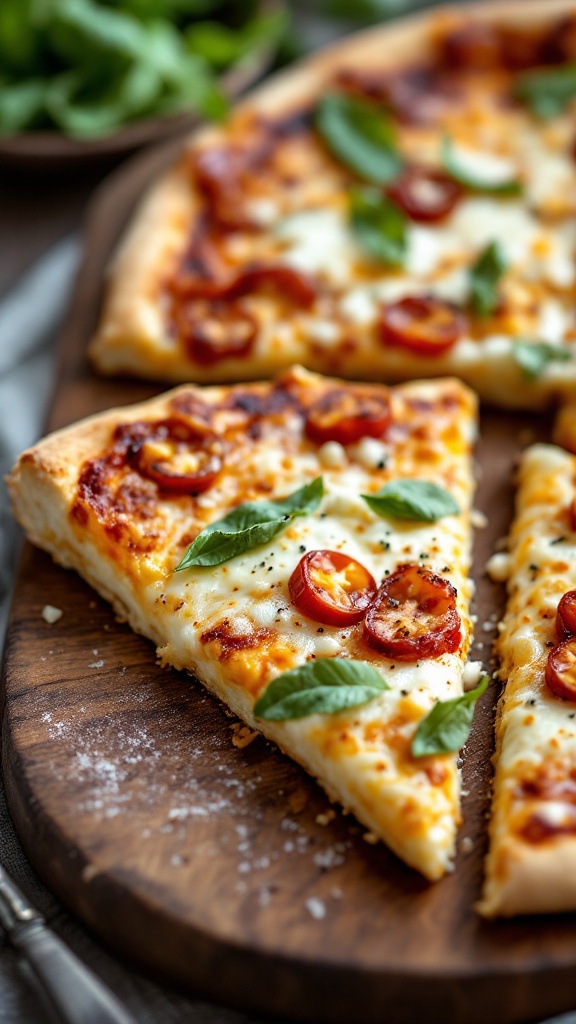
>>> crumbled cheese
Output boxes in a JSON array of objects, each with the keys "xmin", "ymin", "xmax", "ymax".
[
  {"xmin": 486, "ymin": 552, "xmax": 512, "ymax": 583},
  {"xmin": 318, "ymin": 441, "xmax": 347, "ymax": 469},
  {"xmin": 462, "ymin": 661, "xmax": 484, "ymax": 692},
  {"xmin": 305, "ymin": 897, "xmax": 326, "ymax": 920},
  {"xmin": 42, "ymin": 605, "xmax": 63, "ymax": 624}
]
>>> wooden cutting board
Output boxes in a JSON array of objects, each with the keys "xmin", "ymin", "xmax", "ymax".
[{"xmin": 3, "ymin": 135, "xmax": 576, "ymax": 1024}]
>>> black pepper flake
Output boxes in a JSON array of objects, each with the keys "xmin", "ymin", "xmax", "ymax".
[
  {"xmin": 267, "ymin": 566, "xmax": 273, "ymax": 571},
  {"xmin": 299, "ymin": 544, "xmax": 306, "ymax": 553},
  {"xmin": 419, "ymin": 552, "xmax": 429, "ymax": 560},
  {"xmin": 441, "ymin": 565, "xmax": 451, "ymax": 573},
  {"xmin": 550, "ymin": 536, "xmax": 566, "ymax": 545},
  {"xmin": 569, "ymin": 713, "xmax": 575, "ymax": 719},
  {"xmin": 317, "ymin": 627, "xmax": 324, "ymax": 633},
  {"xmin": 400, "ymin": 689, "xmax": 408, "ymax": 697},
  {"xmin": 526, "ymin": 699, "xmax": 536, "ymax": 706},
  {"xmin": 546, "ymin": 640, "xmax": 555, "ymax": 647},
  {"xmin": 377, "ymin": 458, "xmax": 387, "ymax": 469},
  {"xmin": 380, "ymin": 540, "xmax": 391, "ymax": 550},
  {"xmin": 529, "ymin": 563, "xmax": 539, "ymax": 573}
]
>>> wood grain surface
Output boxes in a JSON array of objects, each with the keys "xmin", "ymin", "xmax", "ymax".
[{"xmin": 2, "ymin": 106, "xmax": 576, "ymax": 1024}]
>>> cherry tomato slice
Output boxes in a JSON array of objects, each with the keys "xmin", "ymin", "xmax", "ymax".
[
  {"xmin": 175, "ymin": 300, "xmax": 257, "ymax": 365},
  {"xmin": 305, "ymin": 387, "xmax": 391, "ymax": 446},
  {"xmin": 134, "ymin": 418, "xmax": 223, "ymax": 494},
  {"xmin": 387, "ymin": 166, "xmax": 463, "ymax": 223},
  {"xmin": 380, "ymin": 296, "xmax": 466, "ymax": 357},
  {"xmin": 289, "ymin": 550, "xmax": 377, "ymax": 627},
  {"xmin": 363, "ymin": 564, "xmax": 461, "ymax": 660},
  {"xmin": 545, "ymin": 637, "xmax": 576, "ymax": 701},
  {"xmin": 556, "ymin": 590, "xmax": 576, "ymax": 641}
]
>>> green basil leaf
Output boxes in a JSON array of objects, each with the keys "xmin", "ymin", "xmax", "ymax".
[
  {"xmin": 254, "ymin": 658, "xmax": 389, "ymax": 721},
  {"xmin": 349, "ymin": 186, "xmax": 407, "ymax": 267},
  {"xmin": 512, "ymin": 340, "xmax": 572, "ymax": 380},
  {"xmin": 469, "ymin": 240, "xmax": 507, "ymax": 318},
  {"xmin": 441, "ymin": 136, "xmax": 522, "ymax": 197},
  {"xmin": 176, "ymin": 477, "xmax": 324, "ymax": 569},
  {"xmin": 186, "ymin": 10, "xmax": 287, "ymax": 71},
  {"xmin": 514, "ymin": 64, "xmax": 576, "ymax": 119},
  {"xmin": 0, "ymin": 78, "xmax": 47, "ymax": 134},
  {"xmin": 316, "ymin": 92, "xmax": 402, "ymax": 184},
  {"xmin": 411, "ymin": 675, "xmax": 489, "ymax": 758},
  {"xmin": 362, "ymin": 480, "xmax": 459, "ymax": 522}
]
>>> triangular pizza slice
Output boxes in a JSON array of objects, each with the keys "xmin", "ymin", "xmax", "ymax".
[{"xmin": 8, "ymin": 367, "xmax": 479, "ymax": 880}]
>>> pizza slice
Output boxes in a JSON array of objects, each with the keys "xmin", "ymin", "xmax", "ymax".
[
  {"xmin": 90, "ymin": 1, "xmax": 576, "ymax": 408},
  {"xmin": 8, "ymin": 366, "xmax": 480, "ymax": 881},
  {"xmin": 480, "ymin": 440, "xmax": 576, "ymax": 916}
]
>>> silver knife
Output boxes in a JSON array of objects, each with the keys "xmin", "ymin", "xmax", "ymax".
[{"xmin": 0, "ymin": 862, "xmax": 138, "ymax": 1024}]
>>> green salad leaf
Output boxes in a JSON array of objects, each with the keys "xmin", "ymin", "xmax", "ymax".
[
  {"xmin": 411, "ymin": 676, "xmax": 489, "ymax": 758},
  {"xmin": 362, "ymin": 480, "xmax": 460, "ymax": 522},
  {"xmin": 254, "ymin": 659, "xmax": 389, "ymax": 721},
  {"xmin": 316, "ymin": 92, "xmax": 402, "ymax": 184},
  {"xmin": 512, "ymin": 340, "xmax": 573, "ymax": 379},
  {"xmin": 176, "ymin": 477, "xmax": 324, "ymax": 570},
  {"xmin": 0, "ymin": 0, "xmax": 283, "ymax": 137},
  {"xmin": 349, "ymin": 186, "xmax": 407, "ymax": 267}
]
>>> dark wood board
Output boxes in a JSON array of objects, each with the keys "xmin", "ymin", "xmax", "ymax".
[{"xmin": 2, "ymin": 134, "xmax": 575, "ymax": 1024}]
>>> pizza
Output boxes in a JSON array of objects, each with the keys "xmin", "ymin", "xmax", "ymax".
[
  {"xmin": 481, "ymin": 440, "xmax": 576, "ymax": 916},
  {"xmin": 7, "ymin": 366, "xmax": 480, "ymax": 882},
  {"xmin": 89, "ymin": 0, "xmax": 576, "ymax": 408}
]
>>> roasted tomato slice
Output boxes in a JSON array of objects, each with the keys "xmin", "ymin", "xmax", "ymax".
[
  {"xmin": 134, "ymin": 418, "xmax": 223, "ymax": 494},
  {"xmin": 171, "ymin": 265, "xmax": 317, "ymax": 307},
  {"xmin": 363, "ymin": 564, "xmax": 461, "ymax": 660},
  {"xmin": 387, "ymin": 166, "xmax": 463, "ymax": 223},
  {"xmin": 226, "ymin": 266, "xmax": 317, "ymax": 307},
  {"xmin": 380, "ymin": 296, "xmax": 466, "ymax": 357},
  {"xmin": 305, "ymin": 387, "xmax": 391, "ymax": 446},
  {"xmin": 175, "ymin": 299, "xmax": 257, "ymax": 365},
  {"xmin": 289, "ymin": 550, "xmax": 377, "ymax": 627},
  {"xmin": 556, "ymin": 590, "xmax": 576, "ymax": 641},
  {"xmin": 545, "ymin": 638, "xmax": 576, "ymax": 701}
]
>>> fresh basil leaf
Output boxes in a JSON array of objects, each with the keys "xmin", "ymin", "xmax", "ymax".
[
  {"xmin": 441, "ymin": 136, "xmax": 522, "ymax": 197},
  {"xmin": 411, "ymin": 675, "xmax": 489, "ymax": 758},
  {"xmin": 362, "ymin": 480, "xmax": 459, "ymax": 522},
  {"xmin": 514, "ymin": 64, "xmax": 576, "ymax": 119},
  {"xmin": 316, "ymin": 92, "xmax": 402, "ymax": 185},
  {"xmin": 254, "ymin": 658, "xmax": 389, "ymax": 721},
  {"xmin": 512, "ymin": 340, "xmax": 572, "ymax": 380},
  {"xmin": 176, "ymin": 477, "xmax": 324, "ymax": 570},
  {"xmin": 469, "ymin": 240, "xmax": 507, "ymax": 318},
  {"xmin": 350, "ymin": 186, "xmax": 407, "ymax": 267}
]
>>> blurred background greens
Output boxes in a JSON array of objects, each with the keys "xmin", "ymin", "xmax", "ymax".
[{"xmin": 0, "ymin": 0, "xmax": 432, "ymax": 141}]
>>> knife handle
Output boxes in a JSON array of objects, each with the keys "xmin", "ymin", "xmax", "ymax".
[{"xmin": 11, "ymin": 918, "xmax": 138, "ymax": 1024}]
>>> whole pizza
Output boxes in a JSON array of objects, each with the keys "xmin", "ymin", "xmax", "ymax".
[{"xmin": 10, "ymin": 0, "xmax": 576, "ymax": 919}]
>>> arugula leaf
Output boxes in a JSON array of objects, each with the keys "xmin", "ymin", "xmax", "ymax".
[
  {"xmin": 514, "ymin": 64, "xmax": 576, "ymax": 119},
  {"xmin": 469, "ymin": 241, "xmax": 507, "ymax": 318},
  {"xmin": 316, "ymin": 92, "xmax": 402, "ymax": 185},
  {"xmin": 176, "ymin": 478, "xmax": 324, "ymax": 570},
  {"xmin": 254, "ymin": 659, "xmax": 389, "ymax": 721},
  {"xmin": 362, "ymin": 480, "xmax": 460, "ymax": 522},
  {"xmin": 411, "ymin": 675, "xmax": 489, "ymax": 758},
  {"xmin": 441, "ymin": 136, "xmax": 522, "ymax": 196},
  {"xmin": 0, "ymin": 79, "xmax": 47, "ymax": 134},
  {"xmin": 186, "ymin": 10, "xmax": 287, "ymax": 71},
  {"xmin": 349, "ymin": 186, "xmax": 407, "ymax": 267},
  {"xmin": 512, "ymin": 340, "xmax": 572, "ymax": 379}
]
